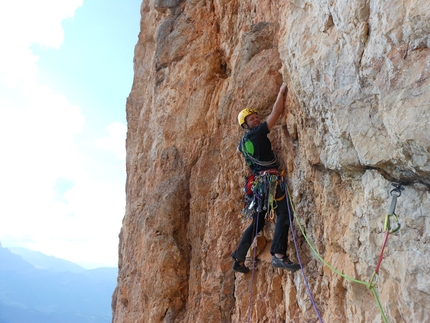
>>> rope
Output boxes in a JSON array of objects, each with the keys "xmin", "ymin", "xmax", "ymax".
[
  {"xmin": 245, "ymin": 173, "xmax": 286, "ymax": 322},
  {"xmin": 369, "ymin": 183, "xmax": 404, "ymax": 288},
  {"xmin": 285, "ymin": 186, "xmax": 390, "ymax": 323},
  {"xmin": 241, "ymin": 136, "xmax": 278, "ymax": 168},
  {"xmin": 286, "ymin": 184, "xmax": 324, "ymax": 323},
  {"xmin": 246, "ymin": 205, "xmax": 261, "ymax": 323},
  {"xmin": 375, "ymin": 230, "xmax": 390, "ymax": 274}
]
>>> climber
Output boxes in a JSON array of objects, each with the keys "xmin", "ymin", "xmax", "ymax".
[{"xmin": 231, "ymin": 82, "xmax": 301, "ymax": 274}]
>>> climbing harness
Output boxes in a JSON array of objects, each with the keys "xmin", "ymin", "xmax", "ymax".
[
  {"xmin": 369, "ymin": 183, "xmax": 404, "ymax": 288},
  {"xmin": 239, "ymin": 134, "xmax": 280, "ymax": 222},
  {"xmin": 241, "ymin": 170, "xmax": 286, "ymax": 221},
  {"xmin": 286, "ymin": 182, "xmax": 405, "ymax": 323}
]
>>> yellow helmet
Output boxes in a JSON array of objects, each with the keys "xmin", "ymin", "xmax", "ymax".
[{"xmin": 238, "ymin": 108, "xmax": 258, "ymax": 128}]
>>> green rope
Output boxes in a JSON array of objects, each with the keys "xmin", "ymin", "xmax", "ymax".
[{"xmin": 286, "ymin": 189, "xmax": 389, "ymax": 323}]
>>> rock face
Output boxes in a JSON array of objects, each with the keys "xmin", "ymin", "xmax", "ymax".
[{"xmin": 112, "ymin": 0, "xmax": 430, "ymax": 322}]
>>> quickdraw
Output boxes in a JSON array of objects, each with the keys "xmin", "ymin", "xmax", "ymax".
[
  {"xmin": 241, "ymin": 170, "xmax": 286, "ymax": 221},
  {"xmin": 287, "ymin": 182, "xmax": 405, "ymax": 323},
  {"xmin": 369, "ymin": 183, "xmax": 404, "ymax": 288}
]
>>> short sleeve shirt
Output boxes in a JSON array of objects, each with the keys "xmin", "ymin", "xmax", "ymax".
[{"xmin": 238, "ymin": 121, "xmax": 279, "ymax": 174}]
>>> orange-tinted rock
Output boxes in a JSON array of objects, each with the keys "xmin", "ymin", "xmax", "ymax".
[{"xmin": 113, "ymin": 1, "xmax": 430, "ymax": 322}]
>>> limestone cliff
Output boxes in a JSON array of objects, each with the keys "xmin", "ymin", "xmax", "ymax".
[{"xmin": 112, "ymin": 0, "xmax": 430, "ymax": 322}]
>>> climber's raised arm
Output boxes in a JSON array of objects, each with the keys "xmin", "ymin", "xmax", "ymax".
[{"xmin": 266, "ymin": 83, "xmax": 288, "ymax": 131}]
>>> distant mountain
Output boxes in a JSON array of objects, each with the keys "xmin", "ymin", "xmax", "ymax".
[
  {"xmin": 84, "ymin": 266, "xmax": 118, "ymax": 282},
  {"xmin": 0, "ymin": 244, "xmax": 34, "ymax": 272},
  {"xmin": 0, "ymin": 303, "xmax": 110, "ymax": 323},
  {"xmin": 8, "ymin": 247, "xmax": 85, "ymax": 273},
  {"xmin": 0, "ymin": 244, "xmax": 117, "ymax": 323}
]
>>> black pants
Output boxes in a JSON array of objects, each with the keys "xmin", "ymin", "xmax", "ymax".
[{"xmin": 231, "ymin": 185, "xmax": 290, "ymax": 262}]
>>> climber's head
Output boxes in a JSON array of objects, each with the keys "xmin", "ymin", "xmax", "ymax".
[{"xmin": 238, "ymin": 108, "xmax": 260, "ymax": 129}]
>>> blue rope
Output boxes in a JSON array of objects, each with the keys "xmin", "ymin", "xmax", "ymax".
[
  {"xmin": 247, "ymin": 205, "xmax": 261, "ymax": 323},
  {"xmin": 285, "ymin": 183, "xmax": 324, "ymax": 323}
]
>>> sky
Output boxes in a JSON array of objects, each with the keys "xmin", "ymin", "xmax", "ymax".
[{"xmin": 0, "ymin": 0, "xmax": 142, "ymax": 269}]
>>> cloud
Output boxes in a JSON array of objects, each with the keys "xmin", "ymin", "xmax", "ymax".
[
  {"xmin": 0, "ymin": 0, "xmax": 124, "ymax": 268},
  {"xmin": 0, "ymin": 0, "xmax": 83, "ymax": 86},
  {"xmin": 95, "ymin": 122, "xmax": 127, "ymax": 161}
]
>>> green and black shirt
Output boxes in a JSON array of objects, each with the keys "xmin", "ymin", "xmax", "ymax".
[{"xmin": 238, "ymin": 121, "xmax": 279, "ymax": 174}]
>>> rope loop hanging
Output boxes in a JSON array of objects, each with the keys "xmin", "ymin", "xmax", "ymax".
[{"xmin": 286, "ymin": 182, "xmax": 408, "ymax": 323}]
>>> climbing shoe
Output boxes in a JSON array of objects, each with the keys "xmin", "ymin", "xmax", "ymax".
[
  {"xmin": 233, "ymin": 260, "xmax": 250, "ymax": 274},
  {"xmin": 271, "ymin": 255, "xmax": 300, "ymax": 272}
]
